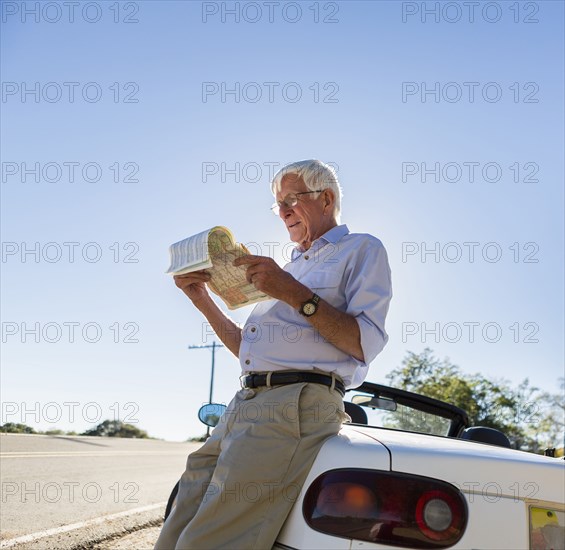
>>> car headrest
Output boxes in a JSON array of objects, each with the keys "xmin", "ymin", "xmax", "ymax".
[
  {"xmin": 344, "ymin": 401, "xmax": 368, "ymax": 425},
  {"xmin": 460, "ymin": 426, "xmax": 511, "ymax": 448}
]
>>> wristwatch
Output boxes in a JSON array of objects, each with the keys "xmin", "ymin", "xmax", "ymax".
[{"xmin": 299, "ymin": 293, "xmax": 320, "ymax": 317}]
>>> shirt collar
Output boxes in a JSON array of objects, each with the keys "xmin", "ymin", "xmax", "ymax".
[{"xmin": 291, "ymin": 224, "xmax": 349, "ymax": 262}]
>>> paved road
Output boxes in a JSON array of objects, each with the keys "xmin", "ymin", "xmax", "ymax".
[{"xmin": 0, "ymin": 433, "xmax": 200, "ymax": 548}]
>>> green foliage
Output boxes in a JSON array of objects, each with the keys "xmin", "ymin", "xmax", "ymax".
[
  {"xmin": 387, "ymin": 349, "xmax": 564, "ymax": 453},
  {"xmin": 1, "ymin": 421, "xmax": 149, "ymax": 438},
  {"xmin": 188, "ymin": 434, "xmax": 208, "ymax": 442},
  {"xmin": 81, "ymin": 420, "xmax": 149, "ymax": 438},
  {"xmin": 0, "ymin": 423, "xmax": 37, "ymax": 434}
]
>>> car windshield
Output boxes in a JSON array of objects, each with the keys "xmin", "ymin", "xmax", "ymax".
[
  {"xmin": 352, "ymin": 398, "xmax": 452, "ymax": 436},
  {"xmin": 347, "ymin": 382, "xmax": 469, "ymax": 438}
]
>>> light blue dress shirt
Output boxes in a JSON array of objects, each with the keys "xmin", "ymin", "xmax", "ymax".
[{"xmin": 238, "ymin": 224, "xmax": 392, "ymax": 388}]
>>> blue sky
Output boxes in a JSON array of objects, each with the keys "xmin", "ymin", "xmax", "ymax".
[{"xmin": 1, "ymin": 0, "xmax": 563, "ymax": 441}]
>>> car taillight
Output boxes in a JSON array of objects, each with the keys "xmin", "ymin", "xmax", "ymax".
[{"xmin": 303, "ymin": 469, "xmax": 467, "ymax": 548}]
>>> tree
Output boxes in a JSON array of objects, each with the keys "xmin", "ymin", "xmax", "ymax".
[
  {"xmin": 387, "ymin": 349, "xmax": 564, "ymax": 453},
  {"xmin": 0, "ymin": 423, "xmax": 36, "ymax": 434},
  {"xmin": 532, "ymin": 378, "xmax": 565, "ymax": 454},
  {"xmin": 81, "ymin": 420, "xmax": 149, "ymax": 438}
]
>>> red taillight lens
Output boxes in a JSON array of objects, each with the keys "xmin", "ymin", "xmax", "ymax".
[
  {"xmin": 415, "ymin": 490, "xmax": 462, "ymax": 541},
  {"xmin": 303, "ymin": 469, "xmax": 467, "ymax": 548}
]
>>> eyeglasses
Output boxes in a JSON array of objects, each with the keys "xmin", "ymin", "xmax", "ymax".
[{"xmin": 271, "ymin": 190, "xmax": 325, "ymax": 215}]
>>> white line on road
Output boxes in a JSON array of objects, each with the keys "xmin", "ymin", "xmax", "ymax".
[
  {"xmin": 0, "ymin": 502, "xmax": 166, "ymax": 549},
  {"xmin": 1, "ymin": 451, "xmax": 185, "ymax": 458}
]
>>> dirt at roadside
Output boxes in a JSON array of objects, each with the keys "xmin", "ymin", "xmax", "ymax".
[{"xmin": 92, "ymin": 525, "xmax": 161, "ymax": 549}]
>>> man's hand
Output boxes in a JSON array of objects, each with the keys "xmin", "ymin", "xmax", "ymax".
[
  {"xmin": 173, "ymin": 269, "xmax": 242, "ymax": 357},
  {"xmin": 173, "ymin": 270, "xmax": 212, "ymax": 306},
  {"xmin": 233, "ymin": 255, "xmax": 305, "ymax": 305},
  {"xmin": 234, "ymin": 254, "xmax": 364, "ymax": 361}
]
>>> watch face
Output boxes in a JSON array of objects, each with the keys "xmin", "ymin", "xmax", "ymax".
[{"xmin": 303, "ymin": 302, "xmax": 316, "ymax": 315}]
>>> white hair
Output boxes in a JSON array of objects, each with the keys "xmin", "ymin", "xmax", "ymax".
[{"xmin": 270, "ymin": 159, "xmax": 342, "ymax": 222}]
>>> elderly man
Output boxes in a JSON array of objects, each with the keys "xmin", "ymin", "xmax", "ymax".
[{"xmin": 155, "ymin": 159, "xmax": 392, "ymax": 550}]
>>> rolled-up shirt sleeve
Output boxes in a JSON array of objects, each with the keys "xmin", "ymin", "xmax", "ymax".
[
  {"xmin": 239, "ymin": 226, "xmax": 392, "ymax": 389},
  {"xmin": 344, "ymin": 237, "xmax": 392, "ymax": 368}
]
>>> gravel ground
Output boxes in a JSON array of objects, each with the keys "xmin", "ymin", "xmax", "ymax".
[
  {"xmin": 93, "ymin": 525, "xmax": 162, "ymax": 549},
  {"xmin": 2, "ymin": 513, "xmax": 164, "ymax": 550}
]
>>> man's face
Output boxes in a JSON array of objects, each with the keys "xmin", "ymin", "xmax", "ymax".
[{"xmin": 276, "ymin": 174, "xmax": 334, "ymax": 250}]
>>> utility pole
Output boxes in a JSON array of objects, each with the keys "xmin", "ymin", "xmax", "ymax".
[{"xmin": 188, "ymin": 342, "xmax": 224, "ymax": 437}]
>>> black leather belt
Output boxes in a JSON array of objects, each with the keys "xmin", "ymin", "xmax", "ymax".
[{"xmin": 241, "ymin": 371, "xmax": 345, "ymax": 397}]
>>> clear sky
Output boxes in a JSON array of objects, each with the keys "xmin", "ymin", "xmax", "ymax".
[{"xmin": 1, "ymin": 0, "xmax": 563, "ymax": 441}]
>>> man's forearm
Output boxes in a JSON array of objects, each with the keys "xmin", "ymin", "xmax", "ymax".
[
  {"xmin": 193, "ymin": 296, "xmax": 243, "ymax": 358},
  {"xmin": 286, "ymin": 285, "xmax": 364, "ymax": 362},
  {"xmin": 310, "ymin": 300, "xmax": 364, "ymax": 361}
]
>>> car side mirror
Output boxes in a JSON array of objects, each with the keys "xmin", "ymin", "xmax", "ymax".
[{"xmin": 198, "ymin": 403, "xmax": 227, "ymax": 427}]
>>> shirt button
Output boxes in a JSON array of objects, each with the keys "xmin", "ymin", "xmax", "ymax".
[
  {"xmin": 250, "ymin": 327, "xmax": 256, "ymax": 332},
  {"xmin": 245, "ymin": 359, "xmax": 250, "ymax": 365},
  {"xmin": 304, "ymin": 255, "xmax": 310, "ymax": 260}
]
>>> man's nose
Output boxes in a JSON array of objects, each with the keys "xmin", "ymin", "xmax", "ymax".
[{"xmin": 279, "ymin": 204, "xmax": 293, "ymax": 219}]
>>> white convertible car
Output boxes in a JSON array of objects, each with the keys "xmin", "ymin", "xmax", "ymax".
[{"xmin": 168, "ymin": 382, "xmax": 565, "ymax": 550}]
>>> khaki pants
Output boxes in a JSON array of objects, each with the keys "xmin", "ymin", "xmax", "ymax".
[{"xmin": 155, "ymin": 382, "xmax": 346, "ymax": 550}]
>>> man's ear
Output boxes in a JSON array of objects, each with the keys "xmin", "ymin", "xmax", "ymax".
[{"xmin": 324, "ymin": 188, "xmax": 335, "ymax": 209}]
